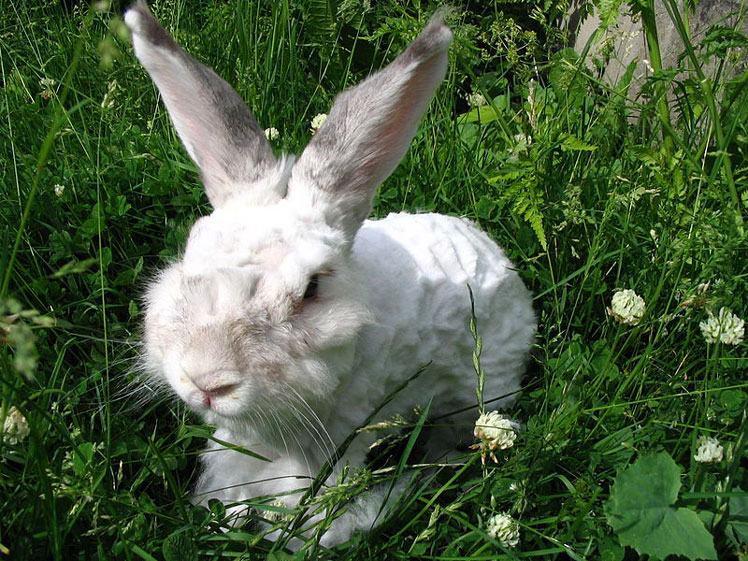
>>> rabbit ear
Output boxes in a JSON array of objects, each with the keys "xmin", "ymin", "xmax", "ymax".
[
  {"xmin": 287, "ymin": 17, "xmax": 452, "ymax": 239},
  {"xmin": 125, "ymin": 1, "xmax": 285, "ymax": 208}
]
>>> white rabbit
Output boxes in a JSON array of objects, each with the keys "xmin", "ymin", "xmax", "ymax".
[{"xmin": 125, "ymin": 1, "xmax": 535, "ymax": 547}]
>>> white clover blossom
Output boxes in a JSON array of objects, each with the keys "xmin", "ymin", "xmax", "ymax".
[
  {"xmin": 467, "ymin": 92, "xmax": 487, "ymax": 107},
  {"xmin": 310, "ymin": 113, "xmax": 327, "ymax": 133},
  {"xmin": 694, "ymin": 435, "xmax": 723, "ymax": 463},
  {"xmin": 3, "ymin": 406, "xmax": 30, "ymax": 445},
  {"xmin": 699, "ymin": 307, "xmax": 744, "ymax": 345},
  {"xmin": 609, "ymin": 289, "xmax": 646, "ymax": 325},
  {"xmin": 507, "ymin": 133, "xmax": 532, "ymax": 163},
  {"xmin": 54, "ymin": 184, "xmax": 65, "ymax": 197},
  {"xmin": 471, "ymin": 411, "xmax": 520, "ymax": 464},
  {"xmin": 264, "ymin": 127, "xmax": 279, "ymax": 141},
  {"xmin": 486, "ymin": 512, "xmax": 520, "ymax": 547},
  {"xmin": 509, "ymin": 133, "xmax": 532, "ymax": 157},
  {"xmin": 40, "ymin": 77, "xmax": 56, "ymax": 100},
  {"xmin": 513, "ymin": 133, "xmax": 532, "ymax": 146}
]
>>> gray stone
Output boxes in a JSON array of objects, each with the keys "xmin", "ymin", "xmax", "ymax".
[{"xmin": 565, "ymin": 0, "xmax": 748, "ymax": 90}]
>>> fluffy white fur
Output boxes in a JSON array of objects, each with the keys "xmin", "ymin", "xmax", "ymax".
[{"xmin": 126, "ymin": 1, "xmax": 535, "ymax": 548}]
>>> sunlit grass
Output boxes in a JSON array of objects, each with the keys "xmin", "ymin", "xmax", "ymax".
[{"xmin": 1, "ymin": 0, "xmax": 746, "ymax": 559}]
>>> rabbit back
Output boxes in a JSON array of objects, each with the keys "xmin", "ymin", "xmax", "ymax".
[{"xmin": 326, "ymin": 212, "xmax": 535, "ymax": 453}]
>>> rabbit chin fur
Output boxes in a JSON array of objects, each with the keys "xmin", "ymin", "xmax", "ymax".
[{"xmin": 127, "ymin": 0, "xmax": 535, "ymax": 547}]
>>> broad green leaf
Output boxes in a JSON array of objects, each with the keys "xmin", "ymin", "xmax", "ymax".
[
  {"xmin": 474, "ymin": 195, "xmax": 496, "ymax": 220},
  {"xmin": 72, "ymin": 442, "xmax": 95, "ymax": 477},
  {"xmin": 717, "ymin": 389, "xmax": 747, "ymax": 417},
  {"xmin": 727, "ymin": 488, "xmax": 748, "ymax": 545},
  {"xmin": 458, "ymin": 104, "xmax": 500, "ymax": 124},
  {"xmin": 548, "ymin": 49, "xmax": 586, "ymax": 108},
  {"xmin": 605, "ymin": 452, "xmax": 717, "ymax": 560},
  {"xmin": 598, "ymin": 537, "xmax": 624, "ymax": 561}
]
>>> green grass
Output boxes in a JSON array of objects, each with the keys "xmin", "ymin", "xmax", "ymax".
[{"xmin": 1, "ymin": 0, "xmax": 747, "ymax": 559}]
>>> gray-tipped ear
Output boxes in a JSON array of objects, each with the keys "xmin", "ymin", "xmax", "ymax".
[
  {"xmin": 286, "ymin": 16, "xmax": 452, "ymax": 239},
  {"xmin": 125, "ymin": 1, "xmax": 285, "ymax": 208}
]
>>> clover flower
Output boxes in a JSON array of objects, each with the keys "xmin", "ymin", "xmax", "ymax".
[
  {"xmin": 467, "ymin": 92, "xmax": 487, "ymax": 107},
  {"xmin": 264, "ymin": 127, "xmax": 279, "ymax": 141},
  {"xmin": 513, "ymin": 132, "xmax": 532, "ymax": 147},
  {"xmin": 509, "ymin": 133, "xmax": 532, "ymax": 157},
  {"xmin": 471, "ymin": 411, "xmax": 519, "ymax": 464},
  {"xmin": 694, "ymin": 435, "xmax": 723, "ymax": 463},
  {"xmin": 608, "ymin": 289, "xmax": 645, "ymax": 325},
  {"xmin": 486, "ymin": 512, "xmax": 520, "ymax": 547},
  {"xmin": 699, "ymin": 307, "xmax": 744, "ymax": 345},
  {"xmin": 40, "ymin": 77, "xmax": 56, "ymax": 100},
  {"xmin": 54, "ymin": 184, "xmax": 65, "ymax": 197},
  {"xmin": 3, "ymin": 406, "xmax": 30, "ymax": 445},
  {"xmin": 310, "ymin": 113, "xmax": 327, "ymax": 134}
]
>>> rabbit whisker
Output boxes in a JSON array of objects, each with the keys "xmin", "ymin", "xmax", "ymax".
[{"xmin": 281, "ymin": 382, "xmax": 337, "ymax": 462}]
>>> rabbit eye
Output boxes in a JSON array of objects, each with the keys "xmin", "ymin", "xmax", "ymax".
[{"xmin": 303, "ymin": 274, "xmax": 320, "ymax": 300}]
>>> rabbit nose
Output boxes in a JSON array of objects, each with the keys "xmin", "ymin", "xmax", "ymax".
[
  {"xmin": 192, "ymin": 378, "xmax": 240, "ymax": 408},
  {"xmin": 195, "ymin": 380, "xmax": 240, "ymax": 409},
  {"xmin": 198, "ymin": 381, "xmax": 239, "ymax": 398},
  {"xmin": 180, "ymin": 362, "xmax": 241, "ymax": 394}
]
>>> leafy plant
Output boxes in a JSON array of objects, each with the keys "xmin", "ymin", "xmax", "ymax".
[
  {"xmin": 605, "ymin": 452, "xmax": 717, "ymax": 559},
  {"xmin": 1, "ymin": 0, "xmax": 746, "ymax": 559}
]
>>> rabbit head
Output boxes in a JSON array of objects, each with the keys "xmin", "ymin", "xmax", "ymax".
[{"xmin": 126, "ymin": 2, "xmax": 452, "ymax": 429}]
